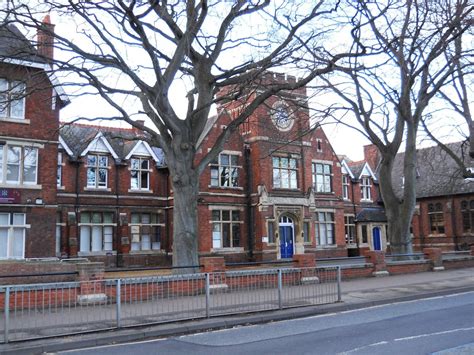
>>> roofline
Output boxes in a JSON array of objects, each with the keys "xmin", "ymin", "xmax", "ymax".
[
  {"xmin": 125, "ymin": 140, "xmax": 159, "ymax": 162},
  {"xmin": 0, "ymin": 58, "xmax": 71, "ymax": 107},
  {"xmin": 80, "ymin": 132, "xmax": 119, "ymax": 159},
  {"xmin": 340, "ymin": 159, "xmax": 355, "ymax": 179},
  {"xmin": 58, "ymin": 135, "xmax": 74, "ymax": 157}
]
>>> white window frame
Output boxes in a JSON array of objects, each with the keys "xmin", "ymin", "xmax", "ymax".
[
  {"xmin": 342, "ymin": 174, "xmax": 350, "ymax": 200},
  {"xmin": 312, "ymin": 162, "xmax": 333, "ymax": 193},
  {"xmin": 344, "ymin": 214, "xmax": 356, "ymax": 244},
  {"xmin": 86, "ymin": 154, "xmax": 108, "ymax": 189},
  {"xmin": 0, "ymin": 78, "xmax": 26, "ymax": 120},
  {"xmin": 211, "ymin": 209, "xmax": 242, "ymax": 249},
  {"xmin": 129, "ymin": 212, "xmax": 164, "ymax": 251},
  {"xmin": 130, "ymin": 157, "xmax": 150, "ymax": 191},
  {"xmin": 272, "ymin": 156, "xmax": 298, "ymax": 189},
  {"xmin": 360, "ymin": 176, "xmax": 372, "ymax": 201},
  {"xmin": 0, "ymin": 144, "xmax": 38, "ymax": 186},
  {"xmin": 210, "ymin": 153, "xmax": 240, "ymax": 188},
  {"xmin": 0, "ymin": 212, "xmax": 27, "ymax": 259},
  {"xmin": 315, "ymin": 211, "xmax": 335, "ymax": 246},
  {"xmin": 57, "ymin": 152, "xmax": 62, "ymax": 187},
  {"xmin": 78, "ymin": 212, "xmax": 115, "ymax": 253}
]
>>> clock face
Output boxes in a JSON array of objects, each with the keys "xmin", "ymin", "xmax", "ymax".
[{"xmin": 272, "ymin": 104, "xmax": 293, "ymax": 131}]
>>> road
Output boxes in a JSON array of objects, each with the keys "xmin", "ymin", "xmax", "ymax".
[{"xmin": 58, "ymin": 291, "xmax": 474, "ymax": 355}]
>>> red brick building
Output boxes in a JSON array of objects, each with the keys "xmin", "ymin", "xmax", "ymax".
[
  {"xmin": 1, "ymin": 22, "xmax": 472, "ymax": 266},
  {"xmin": 0, "ymin": 21, "xmax": 69, "ymax": 259}
]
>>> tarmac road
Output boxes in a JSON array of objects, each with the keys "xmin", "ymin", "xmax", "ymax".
[{"xmin": 58, "ymin": 291, "xmax": 474, "ymax": 355}]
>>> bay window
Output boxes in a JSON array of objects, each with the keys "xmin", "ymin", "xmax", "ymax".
[{"xmin": 79, "ymin": 212, "xmax": 114, "ymax": 253}]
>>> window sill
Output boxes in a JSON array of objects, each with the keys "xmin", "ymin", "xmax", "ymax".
[
  {"xmin": 272, "ymin": 188, "xmax": 300, "ymax": 192},
  {"xmin": 315, "ymin": 245, "xmax": 337, "ymax": 249},
  {"xmin": 428, "ymin": 234, "xmax": 446, "ymax": 237},
  {"xmin": 128, "ymin": 189, "xmax": 154, "ymax": 194},
  {"xmin": 78, "ymin": 251, "xmax": 117, "ymax": 256},
  {"xmin": 0, "ymin": 183, "xmax": 42, "ymax": 189},
  {"xmin": 361, "ymin": 199, "xmax": 373, "ymax": 203},
  {"xmin": 211, "ymin": 247, "xmax": 244, "ymax": 253},
  {"xmin": 208, "ymin": 185, "xmax": 243, "ymax": 191},
  {"xmin": 314, "ymin": 191, "xmax": 335, "ymax": 195},
  {"xmin": 129, "ymin": 250, "xmax": 165, "ymax": 255},
  {"xmin": 0, "ymin": 117, "xmax": 30, "ymax": 124},
  {"xmin": 84, "ymin": 187, "xmax": 111, "ymax": 192}
]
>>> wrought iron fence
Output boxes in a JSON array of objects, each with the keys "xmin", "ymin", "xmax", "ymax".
[{"xmin": 0, "ymin": 266, "xmax": 341, "ymax": 343}]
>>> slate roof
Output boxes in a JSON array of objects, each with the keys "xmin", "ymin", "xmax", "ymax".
[
  {"xmin": 59, "ymin": 124, "xmax": 165, "ymax": 166},
  {"xmin": 356, "ymin": 207, "xmax": 387, "ymax": 222},
  {"xmin": 0, "ymin": 23, "xmax": 45, "ymax": 64},
  {"xmin": 391, "ymin": 141, "xmax": 473, "ymax": 199},
  {"xmin": 347, "ymin": 161, "xmax": 365, "ymax": 179}
]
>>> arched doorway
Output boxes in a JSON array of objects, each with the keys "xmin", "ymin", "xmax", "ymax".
[
  {"xmin": 279, "ymin": 215, "xmax": 294, "ymax": 258},
  {"xmin": 373, "ymin": 226, "xmax": 382, "ymax": 251}
]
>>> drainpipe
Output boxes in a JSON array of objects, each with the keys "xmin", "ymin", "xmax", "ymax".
[
  {"xmin": 73, "ymin": 159, "xmax": 81, "ymax": 257},
  {"xmin": 351, "ymin": 178, "xmax": 359, "ymax": 254},
  {"xmin": 245, "ymin": 145, "xmax": 254, "ymax": 260},
  {"xmin": 451, "ymin": 197, "xmax": 458, "ymax": 250},
  {"xmin": 115, "ymin": 159, "xmax": 121, "ymax": 267}
]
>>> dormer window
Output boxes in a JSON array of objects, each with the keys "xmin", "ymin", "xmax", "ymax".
[
  {"xmin": 360, "ymin": 176, "xmax": 372, "ymax": 201},
  {"xmin": 0, "ymin": 79, "xmax": 25, "ymax": 120},
  {"xmin": 86, "ymin": 154, "xmax": 108, "ymax": 188},
  {"xmin": 130, "ymin": 157, "xmax": 150, "ymax": 190}
]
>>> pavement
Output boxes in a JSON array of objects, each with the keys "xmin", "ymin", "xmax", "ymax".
[{"xmin": 1, "ymin": 267, "xmax": 473, "ymax": 355}]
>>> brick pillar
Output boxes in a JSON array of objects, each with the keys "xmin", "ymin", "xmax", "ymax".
[
  {"xmin": 293, "ymin": 254, "xmax": 316, "ymax": 268},
  {"xmin": 471, "ymin": 246, "xmax": 474, "ymax": 256},
  {"xmin": 362, "ymin": 250, "xmax": 389, "ymax": 277},
  {"xmin": 423, "ymin": 248, "xmax": 444, "ymax": 271},
  {"xmin": 293, "ymin": 254, "xmax": 319, "ymax": 284},
  {"xmin": 200, "ymin": 257, "xmax": 227, "ymax": 291},
  {"xmin": 76, "ymin": 262, "xmax": 107, "ymax": 304},
  {"xmin": 200, "ymin": 257, "xmax": 226, "ymax": 273}
]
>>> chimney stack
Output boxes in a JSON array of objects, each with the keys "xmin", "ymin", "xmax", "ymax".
[
  {"xmin": 37, "ymin": 14, "xmax": 55, "ymax": 62},
  {"xmin": 133, "ymin": 119, "xmax": 145, "ymax": 133},
  {"xmin": 363, "ymin": 144, "xmax": 380, "ymax": 170}
]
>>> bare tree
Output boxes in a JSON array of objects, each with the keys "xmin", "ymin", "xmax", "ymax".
[
  {"xmin": 422, "ymin": 2, "xmax": 473, "ymax": 175},
  {"xmin": 1, "ymin": 1, "xmax": 353, "ymax": 268},
  {"xmin": 314, "ymin": 0, "xmax": 472, "ymax": 254}
]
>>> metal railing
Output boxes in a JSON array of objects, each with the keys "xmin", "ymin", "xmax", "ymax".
[{"xmin": 0, "ymin": 266, "xmax": 341, "ymax": 343}]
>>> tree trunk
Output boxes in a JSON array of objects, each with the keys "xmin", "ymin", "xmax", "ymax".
[
  {"xmin": 167, "ymin": 144, "xmax": 200, "ymax": 273},
  {"xmin": 378, "ymin": 154, "xmax": 415, "ymax": 255},
  {"xmin": 172, "ymin": 182, "xmax": 199, "ymax": 273}
]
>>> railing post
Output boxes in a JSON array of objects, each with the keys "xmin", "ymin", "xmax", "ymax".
[
  {"xmin": 4, "ymin": 287, "xmax": 9, "ymax": 344},
  {"xmin": 116, "ymin": 279, "xmax": 121, "ymax": 328},
  {"xmin": 278, "ymin": 269, "xmax": 283, "ymax": 310},
  {"xmin": 337, "ymin": 266, "xmax": 342, "ymax": 302},
  {"xmin": 205, "ymin": 273, "xmax": 210, "ymax": 318}
]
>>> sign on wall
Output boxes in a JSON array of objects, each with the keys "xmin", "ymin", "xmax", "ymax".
[{"xmin": 0, "ymin": 189, "xmax": 21, "ymax": 204}]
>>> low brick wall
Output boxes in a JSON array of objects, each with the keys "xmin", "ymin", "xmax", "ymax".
[
  {"xmin": 0, "ymin": 261, "xmax": 78, "ymax": 285},
  {"xmin": 387, "ymin": 261, "xmax": 432, "ymax": 275},
  {"xmin": 341, "ymin": 265, "xmax": 374, "ymax": 280},
  {"xmin": 442, "ymin": 257, "xmax": 474, "ymax": 270}
]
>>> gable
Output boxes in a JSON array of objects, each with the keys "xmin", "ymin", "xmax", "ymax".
[
  {"xmin": 125, "ymin": 140, "xmax": 159, "ymax": 162},
  {"xmin": 359, "ymin": 162, "xmax": 377, "ymax": 181},
  {"xmin": 341, "ymin": 160, "xmax": 355, "ymax": 179},
  {"xmin": 80, "ymin": 133, "xmax": 119, "ymax": 159}
]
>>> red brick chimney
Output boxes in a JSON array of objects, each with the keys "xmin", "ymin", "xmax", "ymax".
[
  {"xmin": 37, "ymin": 14, "xmax": 55, "ymax": 62},
  {"xmin": 363, "ymin": 144, "xmax": 380, "ymax": 170},
  {"xmin": 133, "ymin": 119, "xmax": 145, "ymax": 133}
]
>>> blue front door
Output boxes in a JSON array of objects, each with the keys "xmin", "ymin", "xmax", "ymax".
[
  {"xmin": 373, "ymin": 227, "xmax": 382, "ymax": 251},
  {"xmin": 280, "ymin": 225, "xmax": 294, "ymax": 258}
]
